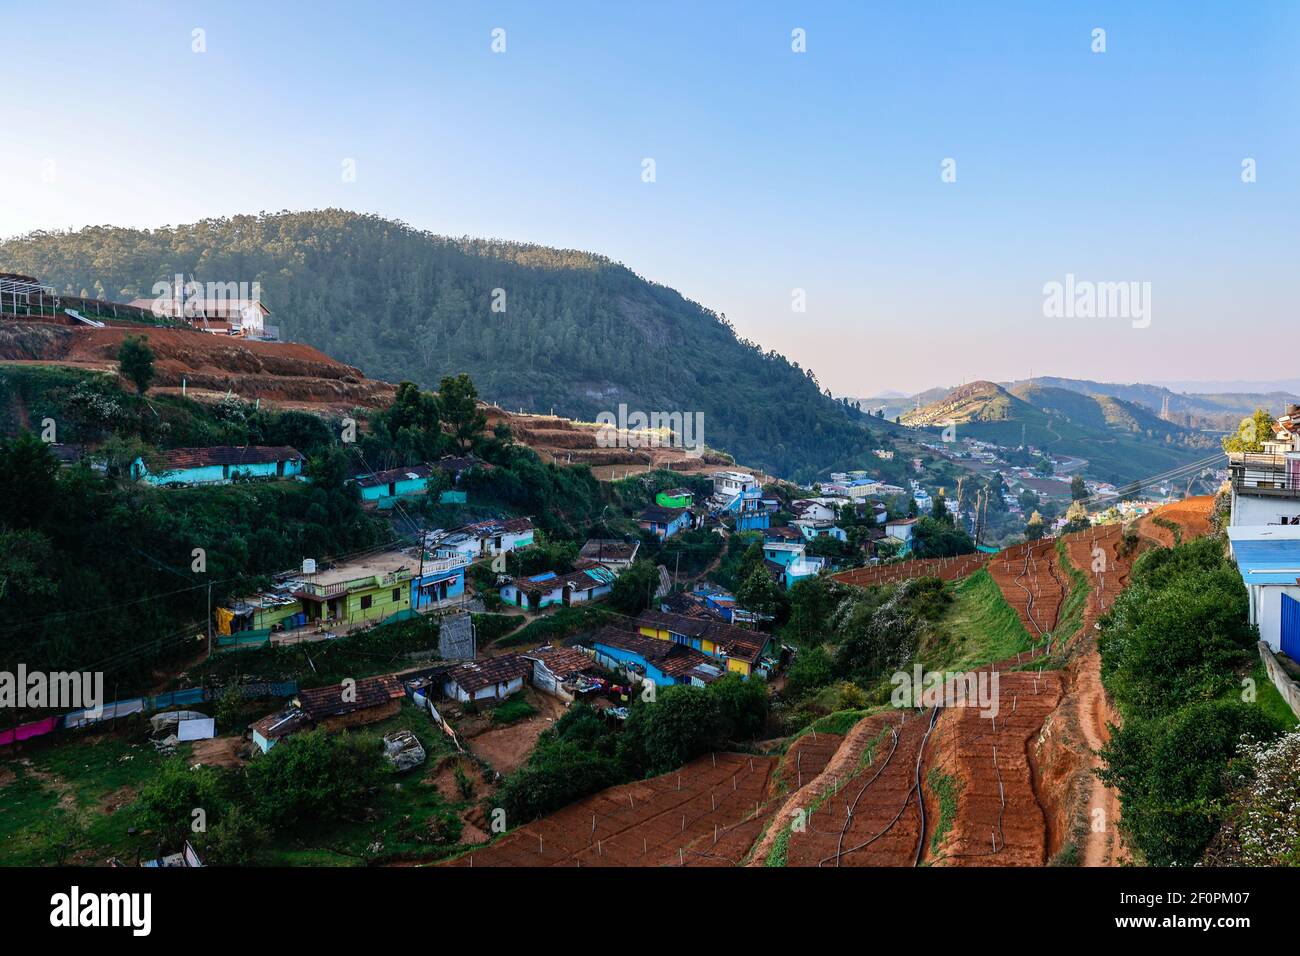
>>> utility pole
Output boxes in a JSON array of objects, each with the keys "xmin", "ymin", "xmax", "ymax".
[{"xmin": 207, "ymin": 581, "xmax": 213, "ymax": 656}]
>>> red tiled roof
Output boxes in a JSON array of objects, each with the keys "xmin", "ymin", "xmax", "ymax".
[
  {"xmin": 160, "ymin": 445, "xmax": 304, "ymax": 470},
  {"xmin": 445, "ymin": 654, "xmax": 533, "ymax": 693},
  {"xmin": 522, "ymin": 645, "xmax": 594, "ymax": 679},
  {"xmin": 297, "ymin": 675, "xmax": 404, "ymax": 719},
  {"xmin": 354, "ymin": 464, "xmax": 433, "ymax": 488}
]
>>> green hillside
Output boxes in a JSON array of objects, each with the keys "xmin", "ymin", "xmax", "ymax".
[
  {"xmin": 0, "ymin": 210, "xmax": 891, "ymax": 482},
  {"xmin": 904, "ymin": 381, "xmax": 1220, "ymax": 485}
]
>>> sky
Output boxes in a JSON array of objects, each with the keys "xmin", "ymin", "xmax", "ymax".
[{"xmin": 2, "ymin": 1, "xmax": 1297, "ymax": 396}]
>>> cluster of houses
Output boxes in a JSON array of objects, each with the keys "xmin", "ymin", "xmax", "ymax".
[{"xmin": 218, "ymin": 516, "xmax": 540, "ymax": 644}]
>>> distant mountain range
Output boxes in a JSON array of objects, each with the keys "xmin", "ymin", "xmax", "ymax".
[
  {"xmin": 898, "ymin": 380, "xmax": 1221, "ymax": 486},
  {"xmin": 858, "ymin": 375, "xmax": 1298, "ymax": 430}
]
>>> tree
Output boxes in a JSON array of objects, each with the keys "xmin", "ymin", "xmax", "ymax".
[
  {"xmin": 784, "ymin": 645, "xmax": 834, "ymax": 697},
  {"xmin": 1025, "ymin": 510, "xmax": 1044, "ymax": 540},
  {"xmin": 117, "ymin": 334, "xmax": 155, "ymax": 395},
  {"xmin": 608, "ymin": 559, "xmax": 659, "ymax": 614},
  {"xmin": 245, "ymin": 729, "xmax": 383, "ymax": 829},
  {"xmin": 133, "ymin": 759, "xmax": 224, "ymax": 848},
  {"xmin": 438, "ymin": 373, "xmax": 488, "ymax": 451},
  {"xmin": 1070, "ymin": 474, "xmax": 1087, "ymax": 501},
  {"xmin": 0, "ymin": 432, "xmax": 60, "ymax": 529},
  {"xmin": 931, "ymin": 492, "xmax": 951, "ymax": 524},
  {"xmin": 1061, "ymin": 500, "xmax": 1091, "ymax": 534},
  {"xmin": 910, "ymin": 515, "xmax": 974, "ymax": 559},
  {"xmin": 1221, "ymin": 408, "xmax": 1276, "ymax": 454},
  {"xmin": 1096, "ymin": 700, "xmax": 1275, "ymax": 866},
  {"xmin": 737, "ymin": 564, "xmax": 785, "ymax": 617}
]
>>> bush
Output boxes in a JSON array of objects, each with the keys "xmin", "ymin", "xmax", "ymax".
[
  {"xmin": 245, "ymin": 729, "xmax": 383, "ymax": 830},
  {"xmin": 1097, "ymin": 700, "xmax": 1275, "ymax": 866},
  {"xmin": 133, "ymin": 759, "xmax": 225, "ymax": 848}
]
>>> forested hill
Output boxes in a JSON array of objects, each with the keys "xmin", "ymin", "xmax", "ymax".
[{"xmin": 0, "ymin": 210, "xmax": 889, "ymax": 480}]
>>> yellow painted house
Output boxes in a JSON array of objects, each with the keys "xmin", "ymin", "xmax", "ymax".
[
  {"xmin": 635, "ymin": 610, "xmax": 769, "ymax": 678},
  {"xmin": 292, "ymin": 551, "xmax": 417, "ymax": 626}
]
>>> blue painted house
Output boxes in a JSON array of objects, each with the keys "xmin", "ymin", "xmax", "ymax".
[
  {"xmin": 638, "ymin": 504, "xmax": 692, "ymax": 540},
  {"xmin": 134, "ymin": 445, "xmax": 304, "ymax": 486},
  {"xmin": 353, "ymin": 464, "xmax": 435, "ymax": 509},
  {"xmin": 588, "ymin": 626, "xmax": 724, "ymax": 687},
  {"xmin": 410, "ymin": 552, "xmax": 471, "ymax": 609}
]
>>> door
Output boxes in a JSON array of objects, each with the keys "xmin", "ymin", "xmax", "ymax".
[{"xmin": 1282, "ymin": 593, "xmax": 1300, "ymax": 659}]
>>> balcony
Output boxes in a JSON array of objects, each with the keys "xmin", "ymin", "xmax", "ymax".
[{"xmin": 1228, "ymin": 452, "xmax": 1300, "ymax": 497}]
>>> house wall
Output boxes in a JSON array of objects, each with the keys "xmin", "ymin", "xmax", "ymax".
[
  {"xmin": 1232, "ymin": 493, "xmax": 1300, "ymax": 528},
  {"xmin": 411, "ymin": 569, "xmax": 465, "ymax": 609},
  {"xmin": 342, "ymin": 580, "xmax": 412, "ymax": 623},
  {"xmin": 593, "ymin": 643, "xmax": 677, "ymax": 686},
  {"xmin": 142, "ymin": 458, "xmax": 302, "ymax": 486},
  {"xmin": 1248, "ymin": 583, "xmax": 1300, "ymax": 651},
  {"xmin": 254, "ymin": 602, "xmax": 303, "ymax": 630}
]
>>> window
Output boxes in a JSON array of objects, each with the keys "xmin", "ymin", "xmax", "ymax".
[
  {"xmin": 392, "ymin": 588, "xmax": 401, "ymax": 603},
  {"xmin": 360, "ymin": 595, "xmax": 373, "ymax": 610}
]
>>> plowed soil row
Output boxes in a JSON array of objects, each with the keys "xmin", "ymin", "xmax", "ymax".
[
  {"xmin": 832, "ymin": 553, "xmax": 988, "ymax": 588},
  {"xmin": 445, "ymin": 752, "xmax": 779, "ymax": 867},
  {"xmin": 987, "ymin": 539, "xmax": 1067, "ymax": 639},
  {"xmin": 777, "ymin": 710, "xmax": 936, "ymax": 867},
  {"xmin": 929, "ymin": 667, "xmax": 1065, "ymax": 866}
]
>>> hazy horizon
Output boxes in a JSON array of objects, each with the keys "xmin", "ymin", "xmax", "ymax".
[{"xmin": 3, "ymin": 1, "xmax": 1296, "ymax": 395}]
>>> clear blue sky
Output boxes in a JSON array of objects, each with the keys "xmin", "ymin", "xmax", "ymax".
[{"xmin": 2, "ymin": 1, "xmax": 1297, "ymax": 395}]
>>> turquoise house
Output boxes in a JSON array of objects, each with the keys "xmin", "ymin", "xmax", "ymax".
[
  {"xmin": 135, "ymin": 445, "xmax": 304, "ymax": 486},
  {"xmin": 354, "ymin": 464, "xmax": 435, "ymax": 509}
]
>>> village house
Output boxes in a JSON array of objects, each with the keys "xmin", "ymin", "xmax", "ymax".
[
  {"xmin": 884, "ymin": 516, "xmax": 918, "ymax": 550},
  {"xmin": 1227, "ymin": 406, "xmax": 1300, "ymax": 527},
  {"xmin": 638, "ymin": 503, "xmax": 692, "ymax": 540},
  {"xmin": 434, "ymin": 517, "xmax": 535, "ymax": 558},
  {"xmin": 499, "ymin": 563, "xmax": 618, "ymax": 611},
  {"xmin": 292, "ymin": 550, "xmax": 417, "ymax": 627},
  {"xmin": 789, "ymin": 499, "xmax": 841, "ymax": 526},
  {"xmin": 352, "ymin": 464, "xmax": 436, "ymax": 509},
  {"xmin": 250, "ymin": 675, "xmax": 405, "ymax": 753},
  {"xmin": 128, "ymin": 294, "xmax": 273, "ymax": 338},
  {"xmin": 522, "ymin": 645, "xmax": 599, "ymax": 701},
  {"xmin": 216, "ymin": 588, "xmax": 304, "ymax": 643},
  {"xmin": 655, "ymin": 487, "xmax": 695, "ymax": 509},
  {"xmin": 588, "ymin": 626, "xmax": 725, "ymax": 687},
  {"xmin": 579, "ymin": 538, "xmax": 641, "ymax": 569},
  {"xmin": 634, "ymin": 609, "xmax": 773, "ymax": 677},
  {"xmin": 442, "ymin": 655, "xmax": 533, "ymax": 704},
  {"xmin": 134, "ymin": 445, "xmax": 304, "ymax": 486},
  {"xmin": 410, "ymin": 550, "xmax": 471, "ymax": 610},
  {"xmin": 1227, "ymin": 524, "xmax": 1300, "ymax": 658}
]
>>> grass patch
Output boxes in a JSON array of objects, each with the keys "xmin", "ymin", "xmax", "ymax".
[
  {"xmin": 1052, "ymin": 537, "xmax": 1091, "ymax": 645},
  {"xmin": 923, "ymin": 569, "xmax": 1035, "ymax": 672},
  {"xmin": 926, "ymin": 768, "xmax": 961, "ymax": 857},
  {"xmin": 1251, "ymin": 663, "xmax": 1300, "ymax": 731},
  {"xmin": 491, "ymin": 693, "xmax": 538, "ymax": 725}
]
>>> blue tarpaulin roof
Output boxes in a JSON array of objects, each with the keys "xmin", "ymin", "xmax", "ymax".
[{"xmin": 1228, "ymin": 534, "xmax": 1300, "ymax": 586}]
